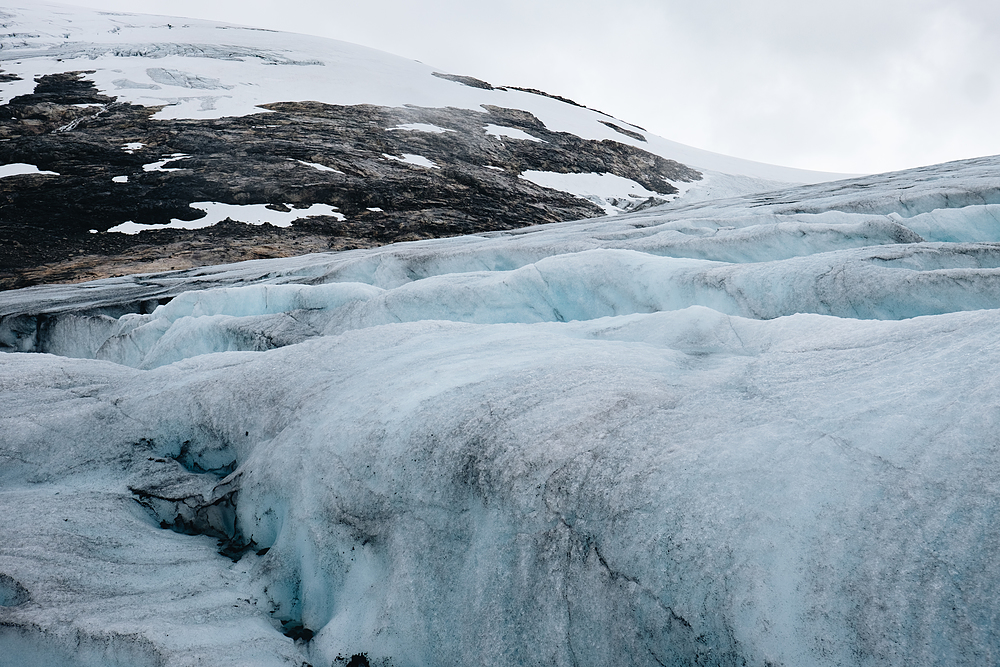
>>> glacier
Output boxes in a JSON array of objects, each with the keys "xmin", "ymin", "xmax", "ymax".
[{"xmin": 2, "ymin": 154, "xmax": 1000, "ymax": 666}]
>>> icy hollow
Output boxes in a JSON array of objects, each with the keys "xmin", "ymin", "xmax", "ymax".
[{"xmin": 2, "ymin": 156, "xmax": 1000, "ymax": 666}]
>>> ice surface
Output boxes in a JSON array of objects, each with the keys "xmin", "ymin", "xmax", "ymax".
[
  {"xmin": 145, "ymin": 66, "xmax": 235, "ymax": 90},
  {"xmin": 5, "ymin": 310, "xmax": 1000, "ymax": 666},
  {"xmin": 3, "ymin": 153, "xmax": 1000, "ymax": 665},
  {"xmin": 520, "ymin": 170, "xmax": 672, "ymax": 215}
]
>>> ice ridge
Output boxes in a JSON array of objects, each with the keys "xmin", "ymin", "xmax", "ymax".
[{"xmin": 2, "ymin": 130, "xmax": 1000, "ymax": 665}]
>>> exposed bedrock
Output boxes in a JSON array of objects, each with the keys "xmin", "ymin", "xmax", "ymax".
[{"xmin": 0, "ymin": 71, "xmax": 699, "ymax": 289}]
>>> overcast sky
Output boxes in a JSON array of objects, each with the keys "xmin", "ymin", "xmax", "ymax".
[{"xmin": 68, "ymin": 0, "xmax": 1000, "ymax": 174}]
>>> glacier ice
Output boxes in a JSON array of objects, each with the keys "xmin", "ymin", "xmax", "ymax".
[
  {"xmin": 5, "ymin": 308, "xmax": 1000, "ymax": 666},
  {"xmin": 3, "ymin": 156, "xmax": 1000, "ymax": 664}
]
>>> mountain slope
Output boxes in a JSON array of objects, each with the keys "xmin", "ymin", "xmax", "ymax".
[{"xmin": 0, "ymin": 1, "xmax": 845, "ymax": 289}]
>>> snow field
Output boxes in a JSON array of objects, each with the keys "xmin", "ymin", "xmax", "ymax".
[{"xmin": 0, "ymin": 1, "xmax": 846, "ymax": 198}]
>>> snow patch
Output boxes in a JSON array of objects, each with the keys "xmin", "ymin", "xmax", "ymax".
[
  {"xmin": 142, "ymin": 153, "xmax": 190, "ymax": 172},
  {"xmin": 484, "ymin": 123, "xmax": 544, "ymax": 143},
  {"xmin": 520, "ymin": 170, "xmax": 670, "ymax": 215},
  {"xmin": 0, "ymin": 163, "xmax": 59, "ymax": 178},
  {"xmin": 107, "ymin": 202, "xmax": 344, "ymax": 234},
  {"xmin": 293, "ymin": 159, "xmax": 343, "ymax": 174},
  {"xmin": 383, "ymin": 153, "xmax": 438, "ymax": 169},
  {"xmin": 389, "ymin": 122, "xmax": 454, "ymax": 134}
]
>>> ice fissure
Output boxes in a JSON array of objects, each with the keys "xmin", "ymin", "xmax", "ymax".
[
  {"xmin": 0, "ymin": 573, "xmax": 29, "ymax": 607},
  {"xmin": 129, "ymin": 458, "xmax": 242, "ymax": 543}
]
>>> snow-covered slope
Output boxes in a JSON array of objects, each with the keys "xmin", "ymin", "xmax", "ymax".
[
  {"xmin": 0, "ymin": 1, "xmax": 858, "ymax": 290},
  {"xmin": 0, "ymin": 1, "xmax": 841, "ymax": 186},
  {"xmin": 2, "ymin": 154, "xmax": 1000, "ymax": 666},
  {"xmin": 0, "ymin": 2, "xmax": 862, "ymax": 290}
]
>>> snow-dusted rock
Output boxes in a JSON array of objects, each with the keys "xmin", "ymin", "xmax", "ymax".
[{"xmin": 0, "ymin": 1, "xmax": 852, "ymax": 289}]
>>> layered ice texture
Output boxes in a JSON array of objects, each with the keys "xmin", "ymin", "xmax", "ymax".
[{"xmin": 3, "ymin": 153, "xmax": 1000, "ymax": 666}]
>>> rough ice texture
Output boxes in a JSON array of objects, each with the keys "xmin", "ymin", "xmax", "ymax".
[{"xmin": 2, "ymin": 153, "xmax": 1000, "ymax": 665}]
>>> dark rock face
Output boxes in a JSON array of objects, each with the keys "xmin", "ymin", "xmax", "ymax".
[
  {"xmin": 0, "ymin": 71, "xmax": 700, "ymax": 289},
  {"xmin": 431, "ymin": 72, "xmax": 496, "ymax": 90},
  {"xmin": 600, "ymin": 120, "xmax": 646, "ymax": 142}
]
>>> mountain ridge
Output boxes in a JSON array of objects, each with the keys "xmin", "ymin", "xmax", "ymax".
[{"xmin": 0, "ymin": 1, "xmax": 846, "ymax": 289}]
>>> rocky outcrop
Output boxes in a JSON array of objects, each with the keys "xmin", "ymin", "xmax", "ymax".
[{"xmin": 0, "ymin": 71, "xmax": 700, "ymax": 289}]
